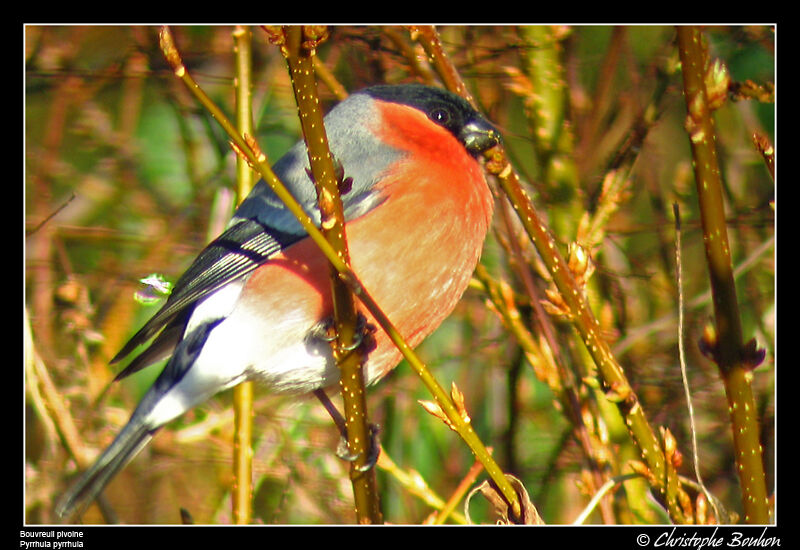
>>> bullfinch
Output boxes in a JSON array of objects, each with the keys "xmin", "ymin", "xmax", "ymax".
[{"xmin": 55, "ymin": 83, "xmax": 500, "ymax": 519}]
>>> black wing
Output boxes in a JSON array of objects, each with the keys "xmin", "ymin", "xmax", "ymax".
[{"xmin": 111, "ymin": 217, "xmax": 304, "ymax": 368}]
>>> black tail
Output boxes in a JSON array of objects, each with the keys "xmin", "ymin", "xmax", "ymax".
[
  {"xmin": 57, "ymin": 319, "xmax": 226, "ymax": 520},
  {"xmin": 55, "ymin": 419, "xmax": 154, "ymax": 520}
]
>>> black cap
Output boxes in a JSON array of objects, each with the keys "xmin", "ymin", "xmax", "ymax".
[{"xmin": 360, "ymin": 84, "xmax": 500, "ymax": 156}]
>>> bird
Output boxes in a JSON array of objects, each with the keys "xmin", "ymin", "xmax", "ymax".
[{"xmin": 55, "ymin": 83, "xmax": 500, "ymax": 520}]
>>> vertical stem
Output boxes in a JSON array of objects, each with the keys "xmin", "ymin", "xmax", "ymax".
[
  {"xmin": 232, "ymin": 25, "xmax": 255, "ymax": 525},
  {"xmin": 676, "ymin": 26, "xmax": 769, "ymax": 524},
  {"xmin": 281, "ymin": 26, "xmax": 382, "ymax": 524},
  {"xmin": 518, "ymin": 25, "xmax": 567, "ymax": 156},
  {"xmin": 232, "ymin": 381, "xmax": 253, "ymax": 524}
]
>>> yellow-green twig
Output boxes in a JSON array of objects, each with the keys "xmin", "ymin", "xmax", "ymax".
[
  {"xmin": 676, "ymin": 25, "xmax": 769, "ymax": 524},
  {"xmin": 280, "ymin": 24, "xmax": 381, "ymax": 524},
  {"xmin": 231, "ymin": 25, "xmax": 255, "ymax": 525}
]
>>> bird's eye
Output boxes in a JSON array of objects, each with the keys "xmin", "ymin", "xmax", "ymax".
[{"xmin": 429, "ymin": 108, "xmax": 451, "ymax": 126}]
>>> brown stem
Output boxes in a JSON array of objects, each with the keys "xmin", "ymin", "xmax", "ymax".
[
  {"xmin": 281, "ymin": 25, "xmax": 382, "ymax": 524},
  {"xmin": 676, "ymin": 25, "xmax": 769, "ymax": 524}
]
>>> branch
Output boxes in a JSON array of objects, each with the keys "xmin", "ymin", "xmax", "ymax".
[
  {"xmin": 279, "ymin": 25, "xmax": 382, "ymax": 524},
  {"xmin": 676, "ymin": 25, "xmax": 769, "ymax": 524},
  {"xmin": 231, "ymin": 25, "xmax": 255, "ymax": 525}
]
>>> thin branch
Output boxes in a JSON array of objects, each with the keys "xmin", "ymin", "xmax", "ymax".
[
  {"xmin": 279, "ymin": 25, "xmax": 381, "ymax": 524},
  {"xmin": 573, "ymin": 473, "xmax": 640, "ymax": 525},
  {"xmin": 676, "ymin": 26, "xmax": 769, "ymax": 524},
  {"xmin": 231, "ymin": 25, "xmax": 255, "ymax": 525}
]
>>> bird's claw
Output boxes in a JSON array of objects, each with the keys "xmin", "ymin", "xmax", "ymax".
[
  {"xmin": 311, "ymin": 313, "xmax": 377, "ymax": 353},
  {"xmin": 336, "ymin": 423, "xmax": 381, "ymax": 472}
]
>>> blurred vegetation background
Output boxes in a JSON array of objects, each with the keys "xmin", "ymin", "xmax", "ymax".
[{"xmin": 25, "ymin": 25, "xmax": 774, "ymax": 524}]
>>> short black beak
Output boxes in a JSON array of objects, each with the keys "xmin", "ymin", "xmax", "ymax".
[{"xmin": 460, "ymin": 118, "xmax": 501, "ymax": 156}]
